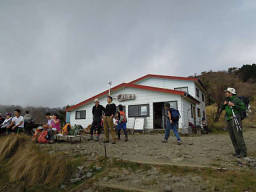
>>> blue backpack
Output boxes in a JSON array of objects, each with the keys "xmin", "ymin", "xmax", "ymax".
[{"xmin": 169, "ymin": 108, "xmax": 180, "ymax": 122}]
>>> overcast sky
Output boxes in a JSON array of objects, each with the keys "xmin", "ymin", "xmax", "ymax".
[{"xmin": 0, "ymin": 0, "xmax": 256, "ymax": 107}]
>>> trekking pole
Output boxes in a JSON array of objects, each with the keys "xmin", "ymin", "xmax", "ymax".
[
  {"xmin": 103, "ymin": 141, "xmax": 107, "ymax": 158},
  {"xmin": 231, "ymin": 107, "xmax": 241, "ymax": 132}
]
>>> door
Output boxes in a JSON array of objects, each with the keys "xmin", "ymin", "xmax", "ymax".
[{"xmin": 153, "ymin": 102, "xmax": 165, "ymax": 129}]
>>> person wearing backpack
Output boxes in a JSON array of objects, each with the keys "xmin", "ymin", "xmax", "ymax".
[
  {"xmin": 162, "ymin": 103, "xmax": 182, "ymax": 145},
  {"xmin": 116, "ymin": 105, "xmax": 128, "ymax": 142},
  {"xmin": 222, "ymin": 88, "xmax": 247, "ymax": 158}
]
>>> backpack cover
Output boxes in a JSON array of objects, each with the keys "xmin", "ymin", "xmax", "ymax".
[
  {"xmin": 38, "ymin": 130, "xmax": 48, "ymax": 143},
  {"xmin": 238, "ymin": 96, "xmax": 249, "ymax": 120},
  {"xmin": 169, "ymin": 108, "xmax": 181, "ymax": 122}
]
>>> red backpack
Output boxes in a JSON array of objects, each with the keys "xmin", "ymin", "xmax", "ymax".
[
  {"xmin": 38, "ymin": 130, "xmax": 48, "ymax": 143},
  {"xmin": 119, "ymin": 111, "xmax": 127, "ymax": 123}
]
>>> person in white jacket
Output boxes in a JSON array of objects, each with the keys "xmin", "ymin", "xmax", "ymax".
[{"xmin": 0, "ymin": 113, "xmax": 12, "ymax": 134}]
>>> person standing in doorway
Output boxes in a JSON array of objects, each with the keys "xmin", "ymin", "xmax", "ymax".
[
  {"xmin": 162, "ymin": 103, "xmax": 182, "ymax": 145},
  {"xmin": 89, "ymin": 98, "xmax": 105, "ymax": 141},
  {"xmin": 222, "ymin": 88, "xmax": 247, "ymax": 158},
  {"xmin": 103, "ymin": 96, "xmax": 116, "ymax": 144}
]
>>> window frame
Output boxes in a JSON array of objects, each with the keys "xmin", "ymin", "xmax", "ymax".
[
  {"xmin": 174, "ymin": 86, "xmax": 189, "ymax": 93},
  {"xmin": 196, "ymin": 88, "xmax": 200, "ymax": 98},
  {"xmin": 75, "ymin": 110, "xmax": 86, "ymax": 119},
  {"xmin": 128, "ymin": 104, "xmax": 150, "ymax": 118},
  {"xmin": 202, "ymin": 93, "xmax": 205, "ymax": 102},
  {"xmin": 197, "ymin": 108, "xmax": 201, "ymax": 118}
]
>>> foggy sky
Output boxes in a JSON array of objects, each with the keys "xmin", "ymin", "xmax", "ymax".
[{"xmin": 0, "ymin": 0, "xmax": 256, "ymax": 107}]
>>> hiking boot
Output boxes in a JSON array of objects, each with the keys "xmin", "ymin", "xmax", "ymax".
[
  {"xmin": 240, "ymin": 154, "xmax": 247, "ymax": 158},
  {"xmin": 232, "ymin": 153, "xmax": 240, "ymax": 158},
  {"xmin": 125, "ymin": 136, "xmax": 128, "ymax": 142},
  {"xmin": 162, "ymin": 139, "xmax": 168, "ymax": 143},
  {"xmin": 88, "ymin": 136, "xmax": 93, "ymax": 141},
  {"xmin": 95, "ymin": 136, "xmax": 99, "ymax": 142},
  {"xmin": 177, "ymin": 140, "xmax": 182, "ymax": 145}
]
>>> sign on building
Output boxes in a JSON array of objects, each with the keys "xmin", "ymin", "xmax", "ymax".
[{"xmin": 117, "ymin": 94, "xmax": 136, "ymax": 102}]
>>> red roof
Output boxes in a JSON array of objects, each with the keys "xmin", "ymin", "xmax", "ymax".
[
  {"xmin": 129, "ymin": 74, "xmax": 198, "ymax": 84},
  {"xmin": 66, "ymin": 82, "xmax": 199, "ymax": 112}
]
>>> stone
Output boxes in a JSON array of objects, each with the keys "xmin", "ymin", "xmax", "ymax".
[
  {"xmin": 77, "ymin": 166, "xmax": 84, "ymax": 171},
  {"xmin": 86, "ymin": 172, "xmax": 93, "ymax": 178},
  {"xmin": 95, "ymin": 166, "xmax": 102, "ymax": 171},
  {"xmin": 163, "ymin": 185, "xmax": 173, "ymax": 192},
  {"xmin": 70, "ymin": 178, "xmax": 82, "ymax": 183},
  {"xmin": 103, "ymin": 177, "xmax": 109, "ymax": 182},
  {"xmin": 60, "ymin": 184, "xmax": 66, "ymax": 189}
]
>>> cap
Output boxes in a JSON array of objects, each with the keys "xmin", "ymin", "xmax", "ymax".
[
  {"xmin": 225, "ymin": 87, "xmax": 236, "ymax": 95},
  {"xmin": 94, "ymin": 98, "xmax": 99, "ymax": 103}
]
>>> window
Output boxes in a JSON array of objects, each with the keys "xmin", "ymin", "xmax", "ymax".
[
  {"xmin": 197, "ymin": 108, "xmax": 201, "ymax": 118},
  {"xmin": 128, "ymin": 104, "xmax": 149, "ymax": 117},
  {"xmin": 169, "ymin": 101, "xmax": 178, "ymax": 109},
  {"xmin": 196, "ymin": 88, "xmax": 200, "ymax": 97},
  {"xmin": 75, "ymin": 110, "xmax": 86, "ymax": 119},
  {"xmin": 174, "ymin": 87, "xmax": 188, "ymax": 93},
  {"xmin": 191, "ymin": 104, "xmax": 193, "ymax": 118},
  {"xmin": 202, "ymin": 93, "xmax": 205, "ymax": 102},
  {"xmin": 203, "ymin": 111, "xmax": 206, "ymax": 119}
]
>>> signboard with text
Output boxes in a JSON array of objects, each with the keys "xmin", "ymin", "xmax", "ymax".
[{"xmin": 117, "ymin": 94, "xmax": 136, "ymax": 102}]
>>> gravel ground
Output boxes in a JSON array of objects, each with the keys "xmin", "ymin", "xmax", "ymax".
[{"xmin": 44, "ymin": 128, "xmax": 256, "ymax": 169}]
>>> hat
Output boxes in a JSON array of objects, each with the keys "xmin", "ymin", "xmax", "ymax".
[
  {"xmin": 225, "ymin": 87, "xmax": 236, "ymax": 95},
  {"xmin": 94, "ymin": 98, "xmax": 99, "ymax": 103},
  {"xmin": 5, "ymin": 113, "xmax": 11, "ymax": 116}
]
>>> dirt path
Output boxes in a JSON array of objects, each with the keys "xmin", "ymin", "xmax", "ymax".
[
  {"xmin": 44, "ymin": 128, "xmax": 256, "ymax": 169},
  {"xmin": 38, "ymin": 129, "xmax": 256, "ymax": 192}
]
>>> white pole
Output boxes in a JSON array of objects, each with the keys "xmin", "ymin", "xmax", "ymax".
[{"xmin": 108, "ymin": 81, "xmax": 112, "ymax": 96}]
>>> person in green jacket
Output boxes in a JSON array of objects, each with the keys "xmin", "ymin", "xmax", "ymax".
[{"xmin": 222, "ymin": 88, "xmax": 247, "ymax": 158}]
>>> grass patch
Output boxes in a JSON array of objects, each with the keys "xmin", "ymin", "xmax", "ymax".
[{"xmin": 0, "ymin": 135, "xmax": 73, "ymax": 191}]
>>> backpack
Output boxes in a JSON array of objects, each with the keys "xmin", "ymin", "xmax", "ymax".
[
  {"xmin": 169, "ymin": 108, "xmax": 181, "ymax": 122},
  {"xmin": 38, "ymin": 130, "xmax": 48, "ymax": 143},
  {"xmin": 32, "ymin": 128, "xmax": 42, "ymax": 143},
  {"xmin": 119, "ymin": 111, "xmax": 127, "ymax": 123},
  {"xmin": 62, "ymin": 123, "xmax": 71, "ymax": 135},
  {"xmin": 238, "ymin": 96, "xmax": 249, "ymax": 120}
]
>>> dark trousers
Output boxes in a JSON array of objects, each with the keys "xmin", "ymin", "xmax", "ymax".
[
  {"xmin": 91, "ymin": 119, "xmax": 102, "ymax": 136},
  {"xmin": 227, "ymin": 116, "xmax": 247, "ymax": 156},
  {"xmin": 116, "ymin": 122, "xmax": 128, "ymax": 138},
  {"xmin": 164, "ymin": 120, "xmax": 181, "ymax": 141},
  {"xmin": 24, "ymin": 122, "xmax": 33, "ymax": 135},
  {"xmin": 0, "ymin": 128, "xmax": 6, "ymax": 135}
]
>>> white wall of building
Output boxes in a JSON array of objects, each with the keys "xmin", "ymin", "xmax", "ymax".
[
  {"xmin": 70, "ymin": 87, "xmax": 188, "ymax": 130},
  {"xmin": 135, "ymin": 78, "xmax": 196, "ymax": 95},
  {"xmin": 135, "ymin": 77, "xmax": 206, "ymax": 126}
]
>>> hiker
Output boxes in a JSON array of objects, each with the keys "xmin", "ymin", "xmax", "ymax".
[
  {"xmin": 116, "ymin": 105, "xmax": 128, "ymax": 142},
  {"xmin": 0, "ymin": 114, "xmax": 5, "ymax": 125},
  {"xmin": 222, "ymin": 88, "xmax": 247, "ymax": 158},
  {"xmin": 51, "ymin": 113, "xmax": 61, "ymax": 133},
  {"xmin": 89, "ymin": 98, "xmax": 105, "ymax": 141},
  {"xmin": 0, "ymin": 113, "xmax": 12, "ymax": 134},
  {"xmin": 45, "ymin": 113, "xmax": 55, "ymax": 142},
  {"xmin": 103, "ymin": 96, "xmax": 117, "ymax": 144},
  {"xmin": 24, "ymin": 110, "xmax": 33, "ymax": 135},
  {"xmin": 202, "ymin": 117, "xmax": 209, "ymax": 134},
  {"xmin": 45, "ymin": 113, "xmax": 53, "ymax": 128},
  {"xmin": 162, "ymin": 103, "xmax": 182, "ymax": 145},
  {"xmin": 7, "ymin": 109, "xmax": 24, "ymax": 133}
]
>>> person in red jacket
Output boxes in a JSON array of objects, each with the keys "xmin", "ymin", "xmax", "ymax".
[{"xmin": 116, "ymin": 105, "xmax": 128, "ymax": 142}]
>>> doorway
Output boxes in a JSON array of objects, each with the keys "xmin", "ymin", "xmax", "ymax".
[{"xmin": 153, "ymin": 102, "xmax": 166, "ymax": 129}]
